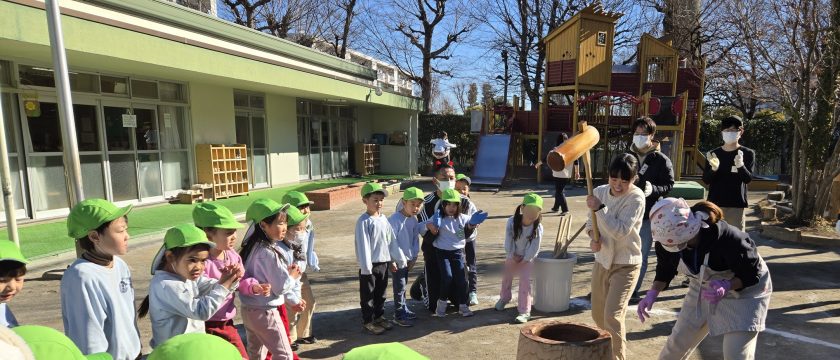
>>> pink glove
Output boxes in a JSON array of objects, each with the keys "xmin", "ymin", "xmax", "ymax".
[
  {"xmin": 636, "ymin": 290, "xmax": 659, "ymax": 323},
  {"xmin": 701, "ymin": 279, "xmax": 731, "ymax": 304}
]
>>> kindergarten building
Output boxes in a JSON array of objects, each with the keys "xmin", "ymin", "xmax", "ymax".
[{"xmin": 0, "ymin": 0, "xmax": 422, "ymax": 221}]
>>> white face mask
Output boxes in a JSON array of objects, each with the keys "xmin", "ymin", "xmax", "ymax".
[
  {"xmin": 661, "ymin": 242, "xmax": 687, "ymax": 253},
  {"xmin": 722, "ymin": 131, "xmax": 740, "ymax": 144},
  {"xmin": 633, "ymin": 135, "xmax": 650, "ymax": 150},
  {"xmin": 437, "ymin": 179, "xmax": 455, "ymax": 191}
]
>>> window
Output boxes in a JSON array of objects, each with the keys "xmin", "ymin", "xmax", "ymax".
[
  {"xmin": 0, "ymin": 60, "xmax": 11, "ymax": 86},
  {"xmin": 101, "ymin": 75, "xmax": 129, "ymax": 95},
  {"xmin": 645, "ymin": 57, "xmax": 673, "ymax": 83},
  {"xmin": 131, "ymin": 79, "xmax": 159, "ymax": 99},
  {"xmin": 159, "ymin": 82, "xmax": 186, "ymax": 102},
  {"xmin": 70, "ymin": 72, "xmax": 100, "ymax": 93},
  {"xmin": 18, "ymin": 65, "xmax": 55, "ymax": 88}
]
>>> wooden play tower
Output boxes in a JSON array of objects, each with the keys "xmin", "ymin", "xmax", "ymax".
[{"xmin": 537, "ymin": 3, "xmax": 706, "ymax": 180}]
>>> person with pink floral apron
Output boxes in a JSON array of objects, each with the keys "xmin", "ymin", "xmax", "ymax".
[{"xmin": 637, "ymin": 198, "xmax": 772, "ymax": 360}]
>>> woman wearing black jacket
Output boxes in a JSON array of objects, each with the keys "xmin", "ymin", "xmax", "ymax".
[{"xmin": 637, "ymin": 198, "xmax": 772, "ymax": 360}]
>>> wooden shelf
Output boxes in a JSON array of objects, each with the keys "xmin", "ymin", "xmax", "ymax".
[
  {"xmin": 196, "ymin": 144, "xmax": 250, "ymax": 200},
  {"xmin": 354, "ymin": 143, "xmax": 380, "ymax": 176}
]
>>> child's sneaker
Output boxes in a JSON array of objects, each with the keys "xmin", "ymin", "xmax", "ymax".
[
  {"xmin": 515, "ymin": 313, "xmax": 531, "ymax": 323},
  {"xmin": 374, "ymin": 317, "xmax": 393, "ymax": 330},
  {"xmin": 404, "ymin": 308, "xmax": 418, "ymax": 320},
  {"xmin": 459, "ymin": 304, "xmax": 474, "ymax": 317},
  {"xmin": 363, "ymin": 322, "xmax": 385, "ymax": 335},
  {"xmin": 469, "ymin": 291, "xmax": 479, "ymax": 305},
  {"xmin": 434, "ymin": 300, "xmax": 448, "ymax": 317},
  {"xmin": 494, "ymin": 299, "xmax": 507, "ymax": 311},
  {"xmin": 393, "ymin": 316, "xmax": 414, "ymax": 327}
]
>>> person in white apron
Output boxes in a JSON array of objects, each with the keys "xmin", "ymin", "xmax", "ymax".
[{"xmin": 636, "ymin": 198, "xmax": 772, "ymax": 360}]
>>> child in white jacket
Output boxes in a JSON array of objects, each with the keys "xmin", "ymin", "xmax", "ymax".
[{"xmin": 495, "ymin": 194, "xmax": 543, "ymax": 323}]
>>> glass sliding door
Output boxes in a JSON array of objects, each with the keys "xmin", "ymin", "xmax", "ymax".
[
  {"xmin": 158, "ymin": 106, "xmax": 191, "ymax": 196},
  {"xmin": 235, "ymin": 111, "xmax": 269, "ymax": 188},
  {"xmin": 295, "ymin": 101, "xmax": 355, "ymax": 179},
  {"xmin": 1, "ymin": 93, "xmax": 27, "ymax": 220},
  {"xmin": 102, "ymin": 104, "xmax": 139, "ymax": 203}
]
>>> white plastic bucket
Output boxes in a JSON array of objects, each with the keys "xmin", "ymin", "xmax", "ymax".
[{"xmin": 533, "ymin": 251, "xmax": 577, "ymax": 313}]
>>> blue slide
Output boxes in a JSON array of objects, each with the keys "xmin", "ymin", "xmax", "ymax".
[{"xmin": 471, "ymin": 134, "xmax": 511, "ymax": 186}]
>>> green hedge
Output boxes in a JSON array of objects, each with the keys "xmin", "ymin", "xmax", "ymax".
[{"xmin": 418, "ymin": 114, "xmax": 477, "ymax": 174}]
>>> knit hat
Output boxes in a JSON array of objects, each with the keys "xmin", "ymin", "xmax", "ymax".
[
  {"xmin": 148, "ymin": 333, "xmax": 241, "ymax": 360},
  {"xmin": 67, "ymin": 199, "xmax": 132, "ymax": 239},
  {"xmin": 650, "ymin": 198, "xmax": 709, "ymax": 248},
  {"xmin": 192, "ymin": 203, "xmax": 243, "ymax": 229}
]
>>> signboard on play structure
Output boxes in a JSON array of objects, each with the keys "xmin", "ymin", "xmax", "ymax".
[{"xmin": 470, "ymin": 110, "xmax": 482, "ymax": 133}]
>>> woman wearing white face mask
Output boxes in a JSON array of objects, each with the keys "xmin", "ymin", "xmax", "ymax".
[
  {"xmin": 628, "ymin": 117, "xmax": 675, "ymax": 303},
  {"xmin": 637, "ymin": 198, "xmax": 772, "ymax": 360},
  {"xmin": 703, "ymin": 116, "xmax": 755, "ymax": 231}
]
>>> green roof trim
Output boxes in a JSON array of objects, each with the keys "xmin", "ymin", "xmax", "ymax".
[{"xmin": 83, "ymin": 0, "xmax": 377, "ymax": 80}]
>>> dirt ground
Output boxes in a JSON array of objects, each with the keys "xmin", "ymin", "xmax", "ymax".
[{"xmin": 13, "ymin": 180, "xmax": 840, "ymax": 359}]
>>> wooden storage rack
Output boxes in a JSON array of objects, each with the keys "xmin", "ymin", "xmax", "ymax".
[
  {"xmin": 196, "ymin": 144, "xmax": 250, "ymax": 200},
  {"xmin": 354, "ymin": 143, "xmax": 380, "ymax": 176}
]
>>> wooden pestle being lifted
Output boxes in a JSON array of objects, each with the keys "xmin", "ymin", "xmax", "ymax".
[
  {"xmin": 545, "ymin": 125, "xmax": 600, "ymax": 172},
  {"xmin": 546, "ymin": 122, "xmax": 601, "ymax": 242}
]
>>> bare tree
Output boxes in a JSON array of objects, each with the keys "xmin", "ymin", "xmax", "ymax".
[
  {"xmin": 740, "ymin": 0, "xmax": 839, "ymax": 222},
  {"xmin": 322, "ymin": 0, "xmax": 359, "ymax": 58},
  {"xmin": 360, "ymin": 0, "xmax": 475, "ymax": 113},
  {"xmin": 452, "ymin": 81, "xmax": 469, "ymax": 113},
  {"xmin": 481, "ymin": 82, "xmax": 496, "ymax": 107},
  {"xmin": 219, "ymin": 0, "xmax": 323, "ymax": 46}
]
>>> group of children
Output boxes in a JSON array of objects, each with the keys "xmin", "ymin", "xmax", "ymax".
[{"xmin": 1, "ymin": 190, "xmax": 321, "ymax": 359}]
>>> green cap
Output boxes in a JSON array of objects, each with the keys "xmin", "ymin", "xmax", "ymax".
[
  {"xmin": 164, "ymin": 224, "xmax": 215, "ymax": 250},
  {"xmin": 440, "ymin": 188, "xmax": 461, "ymax": 203},
  {"xmin": 286, "ymin": 205, "xmax": 309, "ymax": 226},
  {"xmin": 0, "ymin": 240, "xmax": 28, "ymax": 264},
  {"xmin": 282, "ymin": 191, "xmax": 314, "ymax": 208},
  {"xmin": 12, "ymin": 325, "xmax": 113, "ymax": 360},
  {"xmin": 246, "ymin": 198, "xmax": 289, "ymax": 223},
  {"xmin": 343, "ymin": 342, "xmax": 429, "ymax": 360},
  {"xmin": 402, "ymin": 187, "xmax": 425, "ymax": 201},
  {"xmin": 148, "ymin": 333, "xmax": 242, "ymax": 360},
  {"xmin": 192, "ymin": 203, "xmax": 243, "ymax": 229},
  {"xmin": 67, "ymin": 199, "xmax": 132, "ymax": 239},
  {"xmin": 361, "ymin": 182, "xmax": 388, "ymax": 198},
  {"xmin": 522, "ymin": 193, "xmax": 544, "ymax": 210},
  {"xmin": 456, "ymin": 174, "xmax": 472, "ymax": 185}
]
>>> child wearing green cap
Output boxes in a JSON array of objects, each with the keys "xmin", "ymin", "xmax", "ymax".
[
  {"xmin": 193, "ymin": 203, "xmax": 269, "ymax": 358},
  {"xmin": 281, "ymin": 191, "xmax": 319, "ymax": 346},
  {"xmin": 61, "ymin": 199, "xmax": 141, "ymax": 360},
  {"xmin": 0, "ymin": 241, "xmax": 28, "ymax": 328},
  {"xmin": 494, "ymin": 193, "xmax": 544, "ymax": 323},
  {"xmin": 455, "ymin": 173, "xmax": 481, "ymax": 306},
  {"xmin": 238, "ymin": 199, "xmax": 300, "ymax": 360},
  {"xmin": 425, "ymin": 189, "xmax": 479, "ymax": 318},
  {"xmin": 387, "ymin": 187, "xmax": 428, "ymax": 327},
  {"xmin": 355, "ymin": 182, "xmax": 407, "ymax": 335},
  {"xmin": 275, "ymin": 206, "xmax": 309, "ymax": 344},
  {"xmin": 138, "ymin": 224, "xmax": 244, "ymax": 349}
]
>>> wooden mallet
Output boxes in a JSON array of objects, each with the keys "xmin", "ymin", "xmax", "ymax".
[{"xmin": 546, "ymin": 121, "xmax": 601, "ymax": 242}]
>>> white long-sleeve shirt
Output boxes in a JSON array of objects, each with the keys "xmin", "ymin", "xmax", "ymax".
[
  {"xmin": 60, "ymin": 257, "xmax": 141, "ymax": 360},
  {"xmin": 355, "ymin": 213, "xmax": 407, "ymax": 275},
  {"xmin": 303, "ymin": 219, "xmax": 319, "ymax": 272},
  {"xmin": 240, "ymin": 242, "xmax": 298, "ymax": 309},
  {"xmin": 586, "ymin": 184, "xmax": 646, "ymax": 269},
  {"xmin": 274, "ymin": 241, "xmax": 304, "ymax": 305},
  {"xmin": 148, "ymin": 271, "xmax": 232, "ymax": 348},
  {"xmin": 433, "ymin": 214, "xmax": 471, "ymax": 251},
  {"xmin": 504, "ymin": 217, "xmax": 543, "ymax": 262},
  {"xmin": 388, "ymin": 212, "xmax": 425, "ymax": 261}
]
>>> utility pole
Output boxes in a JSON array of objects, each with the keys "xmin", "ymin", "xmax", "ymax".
[{"xmin": 501, "ymin": 50, "xmax": 509, "ymax": 104}]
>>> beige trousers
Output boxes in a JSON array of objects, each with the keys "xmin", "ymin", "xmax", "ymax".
[
  {"xmin": 591, "ymin": 262, "xmax": 641, "ymax": 360},
  {"xmin": 721, "ymin": 207, "xmax": 746, "ymax": 231},
  {"xmin": 287, "ymin": 273, "xmax": 316, "ymax": 341},
  {"xmin": 241, "ymin": 306, "xmax": 293, "ymax": 360},
  {"xmin": 659, "ymin": 321, "xmax": 758, "ymax": 360}
]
